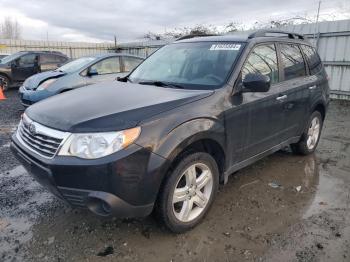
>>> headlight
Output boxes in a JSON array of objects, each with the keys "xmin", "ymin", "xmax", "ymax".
[
  {"xmin": 58, "ymin": 127, "xmax": 141, "ymax": 159},
  {"xmin": 36, "ymin": 78, "xmax": 57, "ymax": 91}
]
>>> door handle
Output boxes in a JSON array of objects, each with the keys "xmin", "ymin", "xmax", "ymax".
[
  {"xmin": 276, "ymin": 95, "xmax": 287, "ymax": 101},
  {"xmin": 309, "ymin": 85, "xmax": 317, "ymax": 90}
]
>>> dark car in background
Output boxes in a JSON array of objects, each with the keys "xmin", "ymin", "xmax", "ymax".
[
  {"xmin": 18, "ymin": 53, "xmax": 143, "ymax": 106},
  {"xmin": 11, "ymin": 30, "xmax": 329, "ymax": 233},
  {"xmin": 0, "ymin": 51, "xmax": 68, "ymax": 90}
]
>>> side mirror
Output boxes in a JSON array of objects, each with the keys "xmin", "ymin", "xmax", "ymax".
[
  {"xmin": 87, "ymin": 68, "xmax": 98, "ymax": 76},
  {"xmin": 242, "ymin": 73, "xmax": 270, "ymax": 93}
]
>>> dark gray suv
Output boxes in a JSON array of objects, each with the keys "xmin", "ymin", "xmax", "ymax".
[{"xmin": 11, "ymin": 30, "xmax": 329, "ymax": 233}]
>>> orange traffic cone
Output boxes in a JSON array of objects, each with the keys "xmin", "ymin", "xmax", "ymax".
[{"xmin": 0, "ymin": 86, "xmax": 6, "ymax": 100}]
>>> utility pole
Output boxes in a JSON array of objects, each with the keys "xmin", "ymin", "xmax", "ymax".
[
  {"xmin": 114, "ymin": 35, "xmax": 117, "ymax": 52},
  {"xmin": 314, "ymin": 0, "xmax": 321, "ymax": 48}
]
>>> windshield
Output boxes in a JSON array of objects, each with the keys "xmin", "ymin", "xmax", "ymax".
[
  {"xmin": 1, "ymin": 52, "xmax": 24, "ymax": 64},
  {"xmin": 129, "ymin": 41, "xmax": 244, "ymax": 89},
  {"xmin": 57, "ymin": 57, "xmax": 95, "ymax": 73}
]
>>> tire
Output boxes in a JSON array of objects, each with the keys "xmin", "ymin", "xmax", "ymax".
[
  {"xmin": 291, "ymin": 111, "xmax": 323, "ymax": 155},
  {"xmin": 156, "ymin": 152, "xmax": 219, "ymax": 233},
  {"xmin": 0, "ymin": 75, "xmax": 10, "ymax": 91}
]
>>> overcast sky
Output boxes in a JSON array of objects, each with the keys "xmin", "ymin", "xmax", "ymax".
[{"xmin": 0, "ymin": 0, "xmax": 349, "ymax": 43}]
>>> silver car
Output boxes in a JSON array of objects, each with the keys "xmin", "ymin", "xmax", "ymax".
[{"xmin": 19, "ymin": 53, "xmax": 143, "ymax": 106}]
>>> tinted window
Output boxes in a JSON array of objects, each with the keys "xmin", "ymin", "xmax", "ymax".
[
  {"xmin": 242, "ymin": 44, "xmax": 279, "ymax": 84},
  {"xmin": 123, "ymin": 57, "xmax": 142, "ymax": 72},
  {"xmin": 90, "ymin": 57, "xmax": 121, "ymax": 75},
  {"xmin": 18, "ymin": 54, "xmax": 37, "ymax": 66},
  {"xmin": 300, "ymin": 45, "xmax": 322, "ymax": 75},
  {"xmin": 280, "ymin": 44, "xmax": 306, "ymax": 80}
]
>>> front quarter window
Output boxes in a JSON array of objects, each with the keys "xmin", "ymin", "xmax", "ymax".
[{"xmin": 129, "ymin": 41, "xmax": 244, "ymax": 90}]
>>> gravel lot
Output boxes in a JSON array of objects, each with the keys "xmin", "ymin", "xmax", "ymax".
[{"xmin": 1, "ymin": 89, "xmax": 350, "ymax": 262}]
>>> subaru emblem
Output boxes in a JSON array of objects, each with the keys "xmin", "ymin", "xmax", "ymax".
[{"xmin": 29, "ymin": 123, "xmax": 36, "ymax": 135}]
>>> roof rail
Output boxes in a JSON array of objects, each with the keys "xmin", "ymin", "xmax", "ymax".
[
  {"xmin": 176, "ymin": 34, "xmax": 219, "ymax": 41},
  {"xmin": 41, "ymin": 51, "xmax": 64, "ymax": 54},
  {"xmin": 248, "ymin": 30, "xmax": 304, "ymax": 40}
]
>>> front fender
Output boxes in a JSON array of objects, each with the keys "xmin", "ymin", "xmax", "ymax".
[{"xmin": 139, "ymin": 118, "xmax": 225, "ymax": 162}]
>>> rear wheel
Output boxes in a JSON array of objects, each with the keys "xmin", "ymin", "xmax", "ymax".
[
  {"xmin": 156, "ymin": 152, "xmax": 219, "ymax": 233},
  {"xmin": 0, "ymin": 75, "xmax": 10, "ymax": 91},
  {"xmin": 291, "ymin": 111, "xmax": 323, "ymax": 155}
]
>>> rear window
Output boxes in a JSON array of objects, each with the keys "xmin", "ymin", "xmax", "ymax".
[
  {"xmin": 280, "ymin": 44, "xmax": 306, "ymax": 81},
  {"xmin": 300, "ymin": 45, "xmax": 323, "ymax": 75}
]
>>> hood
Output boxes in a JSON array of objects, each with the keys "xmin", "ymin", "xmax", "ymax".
[
  {"xmin": 26, "ymin": 81, "xmax": 213, "ymax": 132},
  {"xmin": 23, "ymin": 71, "xmax": 65, "ymax": 90}
]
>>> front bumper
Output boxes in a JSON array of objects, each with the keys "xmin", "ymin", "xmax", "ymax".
[
  {"xmin": 11, "ymin": 134, "xmax": 169, "ymax": 218},
  {"xmin": 18, "ymin": 85, "xmax": 53, "ymax": 107}
]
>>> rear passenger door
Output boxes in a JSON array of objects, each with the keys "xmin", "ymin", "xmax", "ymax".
[{"xmin": 277, "ymin": 43, "xmax": 314, "ymax": 141}]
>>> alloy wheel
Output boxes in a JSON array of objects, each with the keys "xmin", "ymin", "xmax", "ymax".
[
  {"xmin": 306, "ymin": 116, "xmax": 321, "ymax": 150},
  {"xmin": 172, "ymin": 162, "xmax": 213, "ymax": 222}
]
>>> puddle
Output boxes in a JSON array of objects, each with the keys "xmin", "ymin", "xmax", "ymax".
[
  {"xmin": 0, "ymin": 166, "xmax": 54, "ymax": 261},
  {"xmin": 304, "ymin": 169, "xmax": 350, "ymax": 218}
]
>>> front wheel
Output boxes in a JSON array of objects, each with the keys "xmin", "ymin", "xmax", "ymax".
[
  {"xmin": 156, "ymin": 152, "xmax": 219, "ymax": 233},
  {"xmin": 291, "ymin": 111, "xmax": 323, "ymax": 155}
]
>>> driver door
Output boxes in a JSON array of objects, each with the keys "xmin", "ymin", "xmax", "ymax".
[
  {"xmin": 226, "ymin": 44, "xmax": 285, "ymax": 164},
  {"xmin": 12, "ymin": 53, "xmax": 39, "ymax": 82}
]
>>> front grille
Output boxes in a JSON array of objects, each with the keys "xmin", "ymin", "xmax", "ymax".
[{"xmin": 16, "ymin": 115, "xmax": 69, "ymax": 159}]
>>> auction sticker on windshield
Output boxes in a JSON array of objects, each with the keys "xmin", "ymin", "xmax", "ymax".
[{"xmin": 209, "ymin": 44, "xmax": 241, "ymax": 51}]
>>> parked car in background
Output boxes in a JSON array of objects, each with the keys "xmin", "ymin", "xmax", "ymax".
[
  {"xmin": 11, "ymin": 30, "xmax": 329, "ymax": 233},
  {"xmin": 0, "ymin": 53, "xmax": 11, "ymax": 60},
  {"xmin": 18, "ymin": 53, "xmax": 143, "ymax": 107},
  {"xmin": 0, "ymin": 51, "xmax": 68, "ymax": 90}
]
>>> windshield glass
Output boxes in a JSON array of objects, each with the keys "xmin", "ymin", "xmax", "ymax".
[
  {"xmin": 1, "ymin": 52, "xmax": 24, "ymax": 64},
  {"xmin": 129, "ymin": 41, "xmax": 244, "ymax": 89},
  {"xmin": 57, "ymin": 57, "xmax": 95, "ymax": 73}
]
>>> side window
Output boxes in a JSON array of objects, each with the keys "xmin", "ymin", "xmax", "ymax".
[
  {"xmin": 280, "ymin": 44, "xmax": 306, "ymax": 80},
  {"xmin": 242, "ymin": 44, "xmax": 279, "ymax": 84},
  {"xmin": 56, "ymin": 56, "xmax": 68, "ymax": 63},
  {"xmin": 18, "ymin": 54, "xmax": 37, "ymax": 66},
  {"xmin": 90, "ymin": 57, "xmax": 121, "ymax": 75},
  {"xmin": 40, "ymin": 54, "xmax": 56, "ymax": 64},
  {"xmin": 300, "ymin": 45, "xmax": 323, "ymax": 75},
  {"xmin": 123, "ymin": 57, "xmax": 142, "ymax": 72}
]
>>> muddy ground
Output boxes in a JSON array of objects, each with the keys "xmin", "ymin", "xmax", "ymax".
[{"xmin": 0, "ymin": 89, "xmax": 349, "ymax": 262}]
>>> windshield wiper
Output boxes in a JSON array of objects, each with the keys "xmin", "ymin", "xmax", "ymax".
[{"xmin": 138, "ymin": 81, "xmax": 184, "ymax": 89}]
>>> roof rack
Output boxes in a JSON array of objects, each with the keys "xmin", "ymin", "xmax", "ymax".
[
  {"xmin": 176, "ymin": 34, "xmax": 219, "ymax": 41},
  {"xmin": 248, "ymin": 30, "xmax": 304, "ymax": 40}
]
